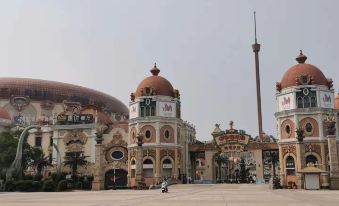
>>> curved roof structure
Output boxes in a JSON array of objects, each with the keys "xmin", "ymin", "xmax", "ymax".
[{"xmin": 0, "ymin": 77, "xmax": 128, "ymax": 115}]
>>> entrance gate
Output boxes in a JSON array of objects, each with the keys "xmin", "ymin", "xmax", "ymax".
[{"xmin": 104, "ymin": 169, "xmax": 128, "ymax": 189}]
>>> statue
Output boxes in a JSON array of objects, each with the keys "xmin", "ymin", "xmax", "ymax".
[
  {"xmin": 6, "ymin": 125, "xmax": 41, "ymax": 181},
  {"xmin": 324, "ymin": 113, "xmax": 336, "ymax": 135},
  {"xmin": 296, "ymin": 126, "xmax": 305, "ymax": 143},
  {"xmin": 95, "ymin": 124, "xmax": 108, "ymax": 144}
]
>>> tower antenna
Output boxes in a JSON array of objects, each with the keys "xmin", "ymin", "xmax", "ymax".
[
  {"xmin": 254, "ymin": 11, "xmax": 257, "ymax": 44},
  {"xmin": 252, "ymin": 12, "xmax": 263, "ymax": 142}
]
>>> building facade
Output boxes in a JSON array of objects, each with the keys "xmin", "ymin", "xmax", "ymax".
[{"xmin": 275, "ymin": 51, "xmax": 339, "ymax": 189}]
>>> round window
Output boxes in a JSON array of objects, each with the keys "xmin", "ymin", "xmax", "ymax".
[
  {"xmin": 164, "ymin": 130, "xmax": 170, "ymax": 139},
  {"xmin": 145, "ymin": 130, "xmax": 151, "ymax": 139},
  {"xmin": 285, "ymin": 125, "xmax": 291, "ymax": 134},
  {"xmin": 111, "ymin": 151, "xmax": 124, "ymax": 160},
  {"xmin": 305, "ymin": 123, "xmax": 313, "ymax": 133}
]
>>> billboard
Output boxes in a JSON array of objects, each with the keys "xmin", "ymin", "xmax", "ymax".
[
  {"xmin": 129, "ymin": 103, "xmax": 139, "ymax": 119},
  {"xmin": 278, "ymin": 93, "xmax": 295, "ymax": 112},
  {"xmin": 158, "ymin": 102, "xmax": 176, "ymax": 117},
  {"xmin": 319, "ymin": 91, "xmax": 334, "ymax": 108}
]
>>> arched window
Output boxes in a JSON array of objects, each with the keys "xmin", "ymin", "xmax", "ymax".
[
  {"xmin": 143, "ymin": 159, "xmax": 153, "ymax": 178},
  {"xmin": 286, "ymin": 156, "xmax": 295, "ymax": 175},
  {"xmin": 310, "ymin": 96, "xmax": 317, "ymax": 107},
  {"xmin": 303, "ymin": 96, "xmax": 310, "ymax": 108},
  {"xmin": 162, "ymin": 159, "xmax": 172, "ymax": 178},
  {"xmin": 297, "ymin": 97, "xmax": 303, "ymax": 108},
  {"xmin": 306, "ymin": 155, "xmax": 318, "ymax": 166}
]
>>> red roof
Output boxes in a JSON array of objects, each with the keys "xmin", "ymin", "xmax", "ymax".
[{"xmin": 0, "ymin": 77, "xmax": 128, "ymax": 115}]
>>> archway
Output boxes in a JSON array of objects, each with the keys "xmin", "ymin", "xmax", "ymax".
[
  {"xmin": 162, "ymin": 158, "xmax": 173, "ymax": 178},
  {"xmin": 104, "ymin": 169, "xmax": 128, "ymax": 189}
]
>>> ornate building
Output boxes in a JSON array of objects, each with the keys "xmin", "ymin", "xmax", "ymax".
[
  {"xmin": 0, "ymin": 67, "xmax": 196, "ymax": 189},
  {"xmin": 275, "ymin": 51, "xmax": 339, "ymax": 189},
  {"xmin": 128, "ymin": 64, "xmax": 195, "ymax": 187}
]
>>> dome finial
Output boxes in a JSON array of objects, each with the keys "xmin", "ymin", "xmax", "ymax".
[
  {"xmin": 296, "ymin": 50, "xmax": 307, "ymax": 63},
  {"xmin": 150, "ymin": 63, "xmax": 160, "ymax": 76}
]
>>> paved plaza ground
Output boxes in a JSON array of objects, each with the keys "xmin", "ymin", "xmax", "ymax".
[{"xmin": 1, "ymin": 184, "xmax": 339, "ymax": 206}]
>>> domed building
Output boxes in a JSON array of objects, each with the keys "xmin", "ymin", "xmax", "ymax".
[
  {"xmin": 275, "ymin": 51, "xmax": 339, "ymax": 189},
  {"xmin": 0, "ymin": 69, "xmax": 196, "ymax": 190},
  {"xmin": 127, "ymin": 64, "xmax": 195, "ymax": 187}
]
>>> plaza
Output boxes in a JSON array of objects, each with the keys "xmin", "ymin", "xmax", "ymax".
[{"xmin": 1, "ymin": 184, "xmax": 339, "ymax": 206}]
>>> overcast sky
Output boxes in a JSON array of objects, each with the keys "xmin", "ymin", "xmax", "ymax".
[{"xmin": 1, "ymin": 0, "xmax": 339, "ymax": 140}]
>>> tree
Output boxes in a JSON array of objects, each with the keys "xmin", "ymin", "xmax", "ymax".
[
  {"xmin": 28, "ymin": 148, "xmax": 51, "ymax": 177},
  {"xmin": 0, "ymin": 131, "xmax": 39, "ymax": 180},
  {"xmin": 63, "ymin": 151, "xmax": 89, "ymax": 180}
]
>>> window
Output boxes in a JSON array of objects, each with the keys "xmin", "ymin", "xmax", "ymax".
[
  {"xmin": 143, "ymin": 159, "xmax": 153, "ymax": 177},
  {"xmin": 285, "ymin": 125, "xmax": 291, "ymax": 135},
  {"xmin": 140, "ymin": 98, "xmax": 156, "ymax": 117},
  {"xmin": 35, "ymin": 136, "xmax": 42, "ymax": 147},
  {"xmin": 303, "ymin": 96, "xmax": 310, "ymax": 108},
  {"xmin": 145, "ymin": 130, "xmax": 151, "ymax": 139},
  {"xmin": 305, "ymin": 123, "xmax": 313, "ymax": 133},
  {"xmin": 111, "ymin": 151, "xmax": 124, "ymax": 160},
  {"xmin": 286, "ymin": 156, "xmax": 295, "ymax": 175},
  {"xmin": 164, "ymin": 130, "xmax": 170, "ymax": 139},
  {"xmin": 310, "ymin": 96, "xmax": 317, "ymax": 107},
  {"xmin": 296, "ymin": 88, "xmax": 317, "ymax": 108},
  {"xmin": 306, "ymin": 155, "xmax": 318, "ymax": 165},
  {"xmin": 297, "ymin": 97, "xmax": 303, "ymax": 108}
]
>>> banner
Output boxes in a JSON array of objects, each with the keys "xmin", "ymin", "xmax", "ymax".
[
  {"xmin": 129, "ymin": 103, "xmax": 139, "ymax": 119},
  {"xmin": 278, "ymin": 93, "xmax": 294, "ymax": 112},
  {"xmin": 319, "ymin": 91, "xmax": 334, "ymax": 108},
  {"xmin": 158, "ymin": 102, "xmax": 176, "ymax": 117}
]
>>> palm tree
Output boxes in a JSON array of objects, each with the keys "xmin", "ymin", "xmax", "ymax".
[
  {"xmin": 28, "ymin": 148, "xmax": 51, "ymax": 177},
  {"xmin": 63, "ymin": 151, "xmax": 89, "ymax": 180}
]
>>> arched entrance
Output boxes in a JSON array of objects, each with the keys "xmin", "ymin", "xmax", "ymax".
[{"xmin": 104, "ymin": 169, "xmax": 128, "ymax": 189}]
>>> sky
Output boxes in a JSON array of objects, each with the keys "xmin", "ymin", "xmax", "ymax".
[{"xmin": 0, "ymin": 0, "xmax": 339, "ymax": 140}]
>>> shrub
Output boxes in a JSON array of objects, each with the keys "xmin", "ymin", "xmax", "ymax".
[
  {"xmin": 57, "ymin": 180, "xmax": 68, "ymax": 192},
  {"xmin": 75, "ymin": 181, "xmax": 82, "ymax": 190},
  {"xmin": 51, "ymin": 172, "xmax": 67, "ymax": 183},
  {"xmin": 31, "ymin": 181, "xmax": 42, "ymax": 192},
  {"xmin": 82, "ymin": 180, "xmax": 92, "ymax": 190},
  {"xmin": 4, "ymin": 180, "xmax": 16, "ymax": 192},
  {"xmin": 33, "ymin": 174, "xmax": 43, "ymax": 181},
  {"xmin": 42, "ymin": 180, "xmax": 56, "ymax": 192},
  {"xmin": 16, "ymin": 180, "xmax": 33, "ymax": 192}
]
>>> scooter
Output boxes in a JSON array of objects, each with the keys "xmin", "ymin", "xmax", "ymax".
[{"xmin": 161, "ymin": 182, "xmax": 168, "ymax": 193}]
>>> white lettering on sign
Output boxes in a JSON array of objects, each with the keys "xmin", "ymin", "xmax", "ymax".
[
  {"xmin": 319, "ymin": 91, "xmax": 334, "ymax": 108},
  {"xmin": 158, "ymin": 102, "xmax": 176, "ymax": 117},
  {"xmin": 129, "ymin": 103, "xmax": 139, "ymax": 119},
  {"xmin": 278, "ymin": 93, "xmax": 295, "ymax": 112}
]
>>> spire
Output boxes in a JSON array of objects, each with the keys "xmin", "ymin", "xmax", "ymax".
[
  {"xmin": 150, "ymin": 63, "xmax": 160, "ymax": 76},
  {"xmin": 296, "ymin": 50, "xmax": 307, "ymax": 63}
]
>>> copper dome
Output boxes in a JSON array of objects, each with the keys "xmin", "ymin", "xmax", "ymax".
[
  {"xmin": 335, "ymin": 95, "xmax": 339, "ymax": 109},
  {"xmin": 134, "ymin": 64, "xmax": 174, "ymax": 98},
  {"xmin": 278, "ymin": 51, "xmax": 330, "ymax": 90},
  {"xmin": 0, "ymin": 77, "xmax": 128, "ymax": 115}
]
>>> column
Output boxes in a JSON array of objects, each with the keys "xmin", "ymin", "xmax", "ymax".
[
  {"xmin": 278, "ymin": 144, "xmax": 286, "ymax": 186},
  {"xmin": 174, "ymin": 148, "xmax": 178, "ymax": 178},
  {"xmin": 295, "ymin": 142, "xmax": 305, "ymax": 189},
  {"xmin": 155, "ymin": 148, "xmax": 161, "ymax": 184},
  {"xmin": 320, "ymin": 143, "xmax": 329, "ymax": 188},
  {"xmin": 328, "ymin": 135, "xmax": 339, "ymax": 189},
  {"xmin": 92, "ymin": 144, "xmax": 104, "ymax": 190},
  {"xmin": 135, "ymin": 146, "xmax": 144, "ymax": 187}
]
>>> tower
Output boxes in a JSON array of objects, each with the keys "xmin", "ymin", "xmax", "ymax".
[
  {"xmin": 275, "ymin": 51, "xmax": 336, "ymax": 189},
  {"xmin": 128, "ymin": 64, "xmax": 187, "ymax": 187}
]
